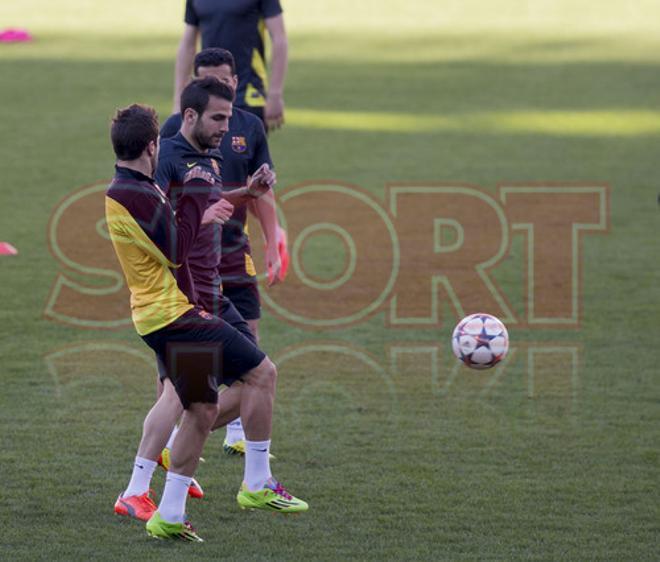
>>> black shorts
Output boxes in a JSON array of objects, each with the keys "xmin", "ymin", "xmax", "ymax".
[
  {"xmin": 143, "ymin": 307, "xmax": 265, "ymax": 409},
  {"xmin": 196, "ymin": 290, "xmax": 257, "ymax": 340},
  {"xmin": 222, "ymin": 283, "xmax": 261, "ymax": 321},
  {"xmin": 155, "ymin": 293, "xmax": 257, "ymax": 379}
]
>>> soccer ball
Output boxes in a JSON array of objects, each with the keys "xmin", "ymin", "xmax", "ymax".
[{"xmin": 451, "ymin": 313, "xmax": 509, "ymax": 369}]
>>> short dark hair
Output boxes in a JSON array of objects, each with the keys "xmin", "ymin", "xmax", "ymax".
[
  {"xmin": 180, "ymin": 77, "xmax": 235, "ymax": 116},
  {"xmin": 110, "ymin": 104, "xmax": 159, "ymax": 161},
  {"xmin": 194, "ymin": 48, "xmax": 236, "ymax": 76}
]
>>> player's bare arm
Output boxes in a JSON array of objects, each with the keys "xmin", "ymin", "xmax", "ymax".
[
  {"xmin": 264, "ymin": 14, "xmax": 288, "ymax": 130},
  {"xmin": 222, "ymin": 163, "xmax": 275, "ymax": 206},
  {"xmin": 173, "ymin": 24, "xmax": 199, "ymax": 113},
  {"xmin": 248, "ymin": 189, "xmax": 283, "ymax": 286}
]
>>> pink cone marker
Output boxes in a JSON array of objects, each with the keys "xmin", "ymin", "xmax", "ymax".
[
  {"xmin": 0, "ymin": 242, "xmax": 18, "ymax": 255},
  {"xmin": 0, "ymin": 28, "xmax": 33, "ymax": 43}
]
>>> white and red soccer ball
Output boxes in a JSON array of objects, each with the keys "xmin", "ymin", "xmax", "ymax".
[{"xmin": 452, "ymin": 313, "xmax": 509, "ymax": 369}]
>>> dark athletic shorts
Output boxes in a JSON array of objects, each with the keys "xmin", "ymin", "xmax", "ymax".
[
  {"xmin": 143, "ymin": 306, "xmax": 265, "ymax": 409},
  {"xmin": 222, "ymin": 283, "xmax": 261, "ymax": 321},
  {"xmin": 196, "ymin": 289, "xmax": 256, "ymax": 340}
]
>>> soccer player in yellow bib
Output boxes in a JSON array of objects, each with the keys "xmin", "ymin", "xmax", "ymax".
[{"xmin": 107, "ymin": 98, "xmax": 307, "ymax": 542}]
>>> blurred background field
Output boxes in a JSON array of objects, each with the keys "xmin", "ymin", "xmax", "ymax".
[{"xmin": 0, "ymin": 1, "xmax": 658, "ymax": 560}]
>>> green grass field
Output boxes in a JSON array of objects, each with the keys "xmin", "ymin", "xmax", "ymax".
[{"xmin": 1, "ymin": 1, "xmax": 659, "ymax": 559}]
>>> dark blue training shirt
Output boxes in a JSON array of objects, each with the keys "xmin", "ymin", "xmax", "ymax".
[
  {"xmin": 160, "ymin": 107, "xmax": 272, "ymax": 284},
  {"xmin": 184, "ymin": 0, "xmax": 283, "ymax": 110},
  {"xmin": 155, "ymin": 132, "xmax": 225, "ymax": 301}
]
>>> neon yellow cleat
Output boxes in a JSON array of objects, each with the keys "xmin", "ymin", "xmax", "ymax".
[
  {"xmin": 236, "ymin": 479, "xmax": 308, "ymax": 513},
  {"xmin": 223, "ymin": 438, "xmax": 245, "ymax": 456},
  {"xmin": 223, "ymin": 439, "xmax": 276, "ymax": 460},
  {"xmin": 146, "ymin": 512, "xmax": 203, "ymax": 542}
]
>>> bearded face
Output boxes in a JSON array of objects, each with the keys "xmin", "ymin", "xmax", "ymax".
[{"xmin": 190, "ymin": 95, "xmax": 233, "ymax": 151}]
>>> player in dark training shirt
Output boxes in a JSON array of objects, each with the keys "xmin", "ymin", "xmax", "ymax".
[
  {"xmin": 108, "ymin": 98, "xmax": 307, "ymax": 542},
  {"xmin": 163, "ymin": 49, "xmax": 286, "ymax": 455},
  {"xmin": 158, "ymin": 76, "xmax": 281, "ymax": 469},
  {"xmin": 163, "ymin": 48, "xmax": 284, "ymax": 330},
  {"xmin": 173, "ymin": 0, "xmax": 288, "ymax": 130}
]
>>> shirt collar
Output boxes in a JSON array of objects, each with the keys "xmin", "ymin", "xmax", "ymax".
[{"xmin": 114, "ymin": 165, "xmax": 155, "ymax": 183}]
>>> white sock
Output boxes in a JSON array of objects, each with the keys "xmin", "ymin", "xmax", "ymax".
[
  {"xmin": 244, "ymin": 440, "xmax": 272, "ymax": 491},
  {"xmin": 165, "ymin": 425, "xmax": 179, "ymax": 450},
  {"xmin": 123, "ymin": 456, "xmax": 157, "ymax": 498},
  {"xmin": 158, "ymin": 471, "xmax": 191, "ymax": 524},
  {"xmin": 226, "ymin": 417, "xmax": 245, "ymax": 445}
]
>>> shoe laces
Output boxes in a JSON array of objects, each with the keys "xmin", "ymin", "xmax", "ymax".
[{"xmin": 269, "ymin": 480, "xmax": 293, "ymax": 500}]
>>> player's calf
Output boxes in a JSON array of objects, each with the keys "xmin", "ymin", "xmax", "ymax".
[{"xmin": 240, "ymin": 358, "xmax": 277, "ymax": 441}]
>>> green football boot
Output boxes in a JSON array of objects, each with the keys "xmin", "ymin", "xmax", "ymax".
[
  {"xmin": 146, "ymin": 512, "xmax": 203, "ymax": 542},
  {"xmin": 237, "ymin": 479, "xmax": 308, "ymax": 513}
]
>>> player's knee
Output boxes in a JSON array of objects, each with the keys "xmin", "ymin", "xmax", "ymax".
[{"xmin": 245, "ymin": 357, "xmax": 277, "ymax": 392}]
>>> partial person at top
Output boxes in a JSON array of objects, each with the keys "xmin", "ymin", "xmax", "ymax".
[{"xmin": 173, "ymin": 0, "xmax": 288, "ymax": 131}]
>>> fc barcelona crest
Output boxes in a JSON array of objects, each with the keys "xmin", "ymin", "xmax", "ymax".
[
  {"xmin": 211, "ymin": 158, "xmax": 220, "ymax": 175},
  {"xmin": 232, "ymin": 136, "xmax": 247, "ymax": 153}
]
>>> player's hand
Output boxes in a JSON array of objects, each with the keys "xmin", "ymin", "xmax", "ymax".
[
  {"xmin": 267, "ymin": 226, "xmax": 289, "ymax": 286},
  {"xmin": 247, "ymin": 164, "xmax": 276, "ymax": 198},
  {"xmin": 202, "ymin": 198, "xmax": 234, "ymax": 225},
  {"xmin": 265, "ymin": 92, "xmax": 285, "ymax": 131},
  {"xmin": 184, "ymin": 166, "xmax": 214, "ymax": 186},
  {"xmin": 265, "ymin": 241, "xmax": 282, "ymax": 286}
]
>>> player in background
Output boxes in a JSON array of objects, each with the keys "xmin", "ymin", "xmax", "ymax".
[
  {"xmin": 108, "ymin": 98, "xmax": 307, "ymax": 541},
  {"xmin": 162, "ymin": 47, "xmax": 286, "ymax": 456},
  {"xmin": 173, "ymin": 0, "xmax": 288, "ymax": 131}
]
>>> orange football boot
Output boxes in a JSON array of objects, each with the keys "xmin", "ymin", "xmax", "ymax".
[{"xmin": 114, "ymin": 490, "xmax": 158, "ymax": 521}]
